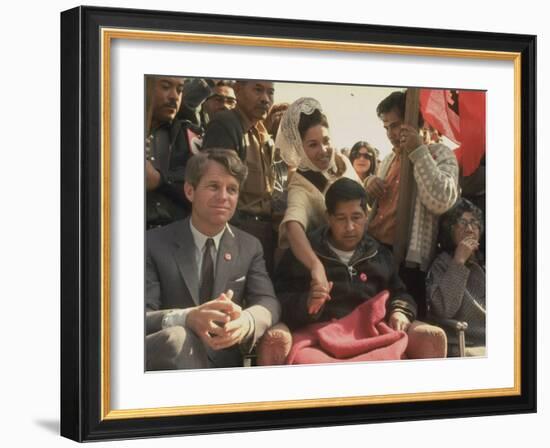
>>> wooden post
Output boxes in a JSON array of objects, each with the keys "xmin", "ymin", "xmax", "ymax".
[{"xmin": 393, "ymin": 88, "xmax": 420, "ymax": 266}]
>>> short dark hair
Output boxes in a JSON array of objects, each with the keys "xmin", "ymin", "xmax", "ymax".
[
  {"xmin": 214, "ymin": 79, "xmax": 235, "ymax": 88},
  {"xmin": 184, "ymin": 149, "xmax": 248, "ymax": 188},
  {"xmin": 376, "ymin": 90, "xmax": 424, "ymax": 128},
  {"xmin": 325, "ymin": 178, "xmax": 368, "ymax": 215},
  {"xmin": 438, "ymin": 198, "xmax": 484, "ymax": 253},
  {"xmin": 349, "ymin": 141, "xmax": 378, "ymax": 176},
  {"xmin": 298, "ymin": 109, "xmax": 329, "ymax": 140}
]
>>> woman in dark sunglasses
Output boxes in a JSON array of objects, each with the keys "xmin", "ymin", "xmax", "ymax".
[{"xmin": 348, "ymin": 141, "xmax": 378, "ymax": 185}]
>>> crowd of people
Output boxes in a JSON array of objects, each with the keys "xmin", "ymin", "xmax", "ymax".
[{"xmin": 144, "ymin": 76, "xmax": 487, "ymax": 370}]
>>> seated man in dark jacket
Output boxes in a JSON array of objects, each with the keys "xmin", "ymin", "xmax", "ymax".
[
  {"xmin": 260, "ymin": 178, "xmax": 446, "ymax": 365},
  {"xmin": 276, "ymin": 177, "xmax": 417, "ymax": 330}
]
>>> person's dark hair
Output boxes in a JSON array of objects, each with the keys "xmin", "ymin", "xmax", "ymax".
[
  {"xmin": 438, "ymin": 198, "xmax": 484, "ymax": 253},
  {"xmin": 214, "ymin": 79, "xmax": 235, "ymax": 88},
  {"xmin": 298, "ymin": 109, "xmax": 329, "ymax": 140},
  {"xmin": 376, "ymin": 90, "xmax": 425, "ymax": 128},
  {"xmin": 325, "ymin": 178, "xmax": 368, "ymax": 215},
  {"xmin": 349, "ymin": 141, "xmax": 378, "ymax": 176},
  {"xmin": 185, "ymin": 148, "xmax": 248, "ymax": 188}
]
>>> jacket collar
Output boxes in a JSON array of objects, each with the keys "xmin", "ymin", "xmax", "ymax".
[
  {"xmin": 309, "ymin": 225, "xmax": 379, "ymax": 264},
  {"xmin": 171, "ymin": 218, "xmax": 238, "ymax": 304},
  {"xmin": 172, "ymin": 218, "xmax": 200, "ymax": 304}
]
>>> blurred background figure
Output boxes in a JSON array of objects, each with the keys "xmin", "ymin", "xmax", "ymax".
[
  {"xmin": 339, "ymin": 147, "xmax": 351, "ymax": 159},
  {"xmin": 264, "ymin": 103, "xmax": 292, "ymax": 242},
  {"xmin": 420, "ymin": 124, "xmax": 442, "ymax": 145},
  {"xmin": 175, "ymin": 79, "xmax": 238, "ymax": 131},
  {"xmin": 175, "ymin": 78, "xmax": 214, "ymax": 126},
  {"xmin": 264, "ymin": 102, "xmax": 289, "ymax": 139},
  {"xmin": 349, "ymin": 141, "xmax": 379, "ymax": 185},
  {"xmin": 201, "ymin": 80, "xmax": 237, "ymax": 125}
]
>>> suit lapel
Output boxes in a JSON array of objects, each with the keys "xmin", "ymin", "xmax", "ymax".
[
  {"xmin": 173, "ymin": 219, "xmax": 200, "ymax": 305},
  {"xmin": 213, "ymin": 226, "xmax": 239, "ymax": 297}
]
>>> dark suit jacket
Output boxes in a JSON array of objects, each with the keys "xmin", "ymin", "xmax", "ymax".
[{"xmin": 146, "ymin": 218, "xmax": 280, "ymax": 367}]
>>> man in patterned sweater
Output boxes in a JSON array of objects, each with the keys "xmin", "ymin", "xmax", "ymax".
[{"xmin": 365, "ymin": 90, "xmax": 459, "ymax": 318}]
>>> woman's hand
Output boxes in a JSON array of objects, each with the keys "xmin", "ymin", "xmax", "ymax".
[
  {"xmin": 307, "ymin": 279, "xmax": 333, "ymax": 315},
  {"xmin": 310, "ymin": 262, "xmax": 329, "ymax": 290},
  {"xmin": 453, "ymin": 236, "xmax": 479, "ymax": 264}
]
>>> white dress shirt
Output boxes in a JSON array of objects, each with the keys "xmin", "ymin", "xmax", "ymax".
[{"xmin": 189, "ymin": 220, "xmax": 226, "ymax": 281}]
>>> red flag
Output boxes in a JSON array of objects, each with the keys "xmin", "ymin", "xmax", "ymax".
[
  {"xmin": 454, "ymin": 91, "xmax": 486, "ymax": 176},
  {"xmin": 419, "ymin": 89, "xmax": 460, "ymax": 144},
  {"xmin": 420, "ymin": 89, "xmax": 486, "ymax": 176}
]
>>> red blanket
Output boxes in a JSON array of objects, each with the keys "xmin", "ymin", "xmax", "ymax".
[{"xmin": 286, "ymin": 290, "xmax": 408, "ymax": 365}]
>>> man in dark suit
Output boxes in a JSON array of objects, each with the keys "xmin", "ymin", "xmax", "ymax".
[{"xmin": 145, "ymin": 149, "xmax": 281, "ymax": 370}]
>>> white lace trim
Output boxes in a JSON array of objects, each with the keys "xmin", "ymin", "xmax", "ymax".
[{"xmin": 274, "ymin": 97, "xmax": 337, "ymax": 175}]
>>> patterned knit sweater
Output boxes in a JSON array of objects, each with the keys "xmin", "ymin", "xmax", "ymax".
[
  {"xmin": 426, "ymin": 251, "xmax": 486, "ymax": 347},
  {"xmin": 368, "ymin": 143, "xmax": 459, "ymax": 271}
]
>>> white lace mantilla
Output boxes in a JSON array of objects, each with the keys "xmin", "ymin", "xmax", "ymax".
[{"xmin": 274, "ymin": 97, "xmax": 337, "ymax": 174}]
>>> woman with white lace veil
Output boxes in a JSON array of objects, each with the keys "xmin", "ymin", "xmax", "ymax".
[{"xmin": 276, "ymin": 97, "xmax": 361, "ymax": 314}]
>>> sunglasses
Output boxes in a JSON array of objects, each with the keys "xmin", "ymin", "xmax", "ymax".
[{"xmin": 354, "ymin": 153, "xmax": 372, "ymax": 160}]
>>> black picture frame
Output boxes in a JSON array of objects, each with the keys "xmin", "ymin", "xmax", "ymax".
[{"xmin": 60, "ymin": 5, "xmax": 536, "ymax": 442}]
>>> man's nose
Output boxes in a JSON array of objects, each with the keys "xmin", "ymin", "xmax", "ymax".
[
  {"xmin": 168, "ymin": 87, "xmax": 179, "ymax": 100},
  {"xmin": 217, "ymin": 187, "xmax": 229, "ymax": 200},
  {"xmin": 345, "ymin": 220, "xmax": 354, "ymax": 231},
  {"xmin": 260, "ymin": 91, "xmax": 271, "ymax": 104}
]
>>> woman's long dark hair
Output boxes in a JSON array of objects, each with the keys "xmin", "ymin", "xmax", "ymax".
[
  {"xmin": 298, "ymin": 109, "xmax": 329, "ymax": 139},
  {"xmin": 349, "ymin": 141, "xmax": 378, "ymax": 177}
]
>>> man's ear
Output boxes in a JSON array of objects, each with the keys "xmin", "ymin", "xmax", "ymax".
[{"xmin": 183, "ymin": 182, "xmax": 194, "ymax": 203}]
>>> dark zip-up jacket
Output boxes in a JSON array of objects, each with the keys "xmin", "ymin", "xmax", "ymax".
[{"xmin": 274, "ymin": 226, "xmax": 417, "ymax": 330}]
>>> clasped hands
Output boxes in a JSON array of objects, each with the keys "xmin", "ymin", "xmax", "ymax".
[{"xmin": 186, "ymin": 290, "xmax": 250, "ymax": 351}]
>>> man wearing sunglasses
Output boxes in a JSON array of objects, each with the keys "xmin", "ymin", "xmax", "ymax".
[{"xmin": 202, "ymin": 80, "xmax": 237, "ymax": 124}]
